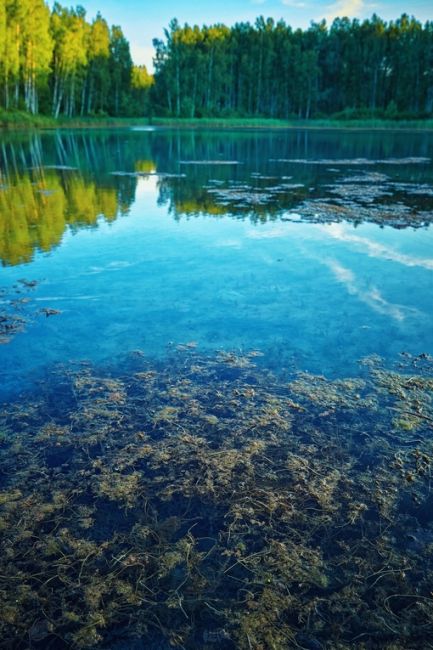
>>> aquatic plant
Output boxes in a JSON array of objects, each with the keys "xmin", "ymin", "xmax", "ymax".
[
  {"xmin": 1, "ymin": 348, "xmax": 433, "ymax": 648},
  {"xmin": 0, "ymin": 281, "xmax": 63, "ymax": 347}
]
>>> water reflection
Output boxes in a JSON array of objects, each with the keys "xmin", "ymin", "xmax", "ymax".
[
  {"xmin": 324, "ymin": 258, "xmax": 418, "ymax": 322},
  {"xmin": 0, "ymin": 167, "xmax": 132, "ymax": 266},
  {"xmin": 321, "ymin": 223, "xmax": 433, "ymax": 271},
  {"xmin": 1, "ymin": 128, "xmax": 432, "ymax": 265},
  {"xmin": 0, "ymin": 131, "xmax": 145, "ymax": 265},
  {"xmin": 0, "ymin": 128, "xmax": 433, "ymax": 402}
]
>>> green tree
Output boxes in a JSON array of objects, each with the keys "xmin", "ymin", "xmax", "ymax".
[
  {"xmin": 3, "ymin": 0, "xmax": 25, "ymax": 108},
  {"xmin": 83, "ymin": 13, "xmax": 110, "ymax": 115},
  {"xmin": 0, "ymin": 0, "xmax": 6, "ymax": 105},
  {"xmin": 130, "ymin": 65, "xmax": 154, "ymax": 116},
  {"xmin": 22, "ymin": 0, "xmax": 52, "ymax": 113},
  {"xmin": 108, "ymin": 25, "xmax": 132, "ymax": 115},
  {"xmin": 50, "ymin": 3, "xmax": 88, "ymax": 117}
]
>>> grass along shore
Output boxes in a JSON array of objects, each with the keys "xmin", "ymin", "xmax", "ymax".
[
  {"xmin": 151, "ymin": 116, "xmax": 433, "ymax": 130},
  {"xmin": 0, "ymin": 111, "xmax": 153, "ymax": 130},
  {"xmin": 1, "ymin": 110, "xmax": 433, "ymax": 131}
]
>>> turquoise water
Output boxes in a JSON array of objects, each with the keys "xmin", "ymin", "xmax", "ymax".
[
  {"xmin": 1, "ymin": 128, "xmax": 433, "ymax": 396},
  {"xmin": 1, "ymin": 128, "xmax": 433, "ymax": 649}
]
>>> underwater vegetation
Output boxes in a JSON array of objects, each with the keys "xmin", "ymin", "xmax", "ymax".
[
  {"xmin": 1, "ymin": 347, "xmax": 433, "ymax": 649},
  {"xmin": 159, "ymin": 163, "xmax": 433, "ymax": 229},
  {"xmin": 0, "ymin": 281, "xmax": 60, "ymax": 345}
]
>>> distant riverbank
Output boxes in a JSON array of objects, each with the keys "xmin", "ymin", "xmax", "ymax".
[
  {"xmin": 151, "ymin": 117, "xmax": 433, "ymax": 131},
  {"xmin": 0, "ymin": 111, "xmax": 151, "ymax": 130},
  {"xmin": 2, "ymin": 110, "xmax": 433, "ymax": 131}
]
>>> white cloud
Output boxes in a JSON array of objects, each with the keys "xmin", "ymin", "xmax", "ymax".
[
  {"xmin": 281, "ymin": 1, "xmax": 307, "ymax": 7},
  {"xmin": 324, "ymin": 0, "xmax": 365, "ymax": 23},
  {"xmin": 322, "ymin": 224, "xmax": 433, "ymax": 271},
  {"xmin": 324, "ymin": 258, "xmax": 418, "ymax": 322}
]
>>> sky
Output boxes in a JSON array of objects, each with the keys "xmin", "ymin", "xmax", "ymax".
[{"xmin": 68, "ymin": 0, "xmax": 433, "ymax": 71}]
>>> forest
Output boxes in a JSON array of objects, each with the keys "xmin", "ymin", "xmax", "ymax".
[
  {"xmin": 0, "ymin": 1, "xmax": 433, "ymax": 120},
  {"xmin": 152, "ymin": 15, "xmax": 433, "ymax": 119},
  {"xmin": 0, "ymin": 0, "xmax": 152, "ymax": 118}
]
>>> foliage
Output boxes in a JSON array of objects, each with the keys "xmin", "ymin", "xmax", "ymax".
[
  {"xmin": 0, "ymin": 1, "xmax": 152, "ymax": 118},
  {"xmin": 152, "ymin": 14, "xmax": 433, "ymax": 120},
  {"xmin": 1, "ymin": 4, "xmax": 433, "ymax": 121}
]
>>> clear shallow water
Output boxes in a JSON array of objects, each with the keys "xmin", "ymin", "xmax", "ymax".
[
  {"xmin": 2, "ymin": 128, "xmax": 433, "ymax": 650},
  {"xmin": 1, "ymin": 128, "xmax": 433, "ymax": 397}
]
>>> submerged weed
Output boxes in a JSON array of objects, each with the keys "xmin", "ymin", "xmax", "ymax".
[{"xmin": 1, "ymin": 348, "xmax": 433, "ymax": 648}]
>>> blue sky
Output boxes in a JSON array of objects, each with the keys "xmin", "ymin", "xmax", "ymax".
[{"xmin": 71, "ymin": 0, "xmax": 433, "ymax": 70}]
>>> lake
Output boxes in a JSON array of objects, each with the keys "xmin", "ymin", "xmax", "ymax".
[{"xmin": 1, "ymin": 128, "xmax": 433, "ymax": 649}]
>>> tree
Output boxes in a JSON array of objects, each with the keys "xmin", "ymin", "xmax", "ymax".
[
  {"xmin": 1, "ymin": 3, "xmax": 432, "ymax": 120},
  {"xmin": 130, "ymin": 65, "xmax": 154, "ymax": 116},
  {"xmin": 83, "ymin": 13, "xmax": 110, "ymax": 115},
  {"xmin": 22, "ymin": 0, "xmax": 52, "ymax": 113},
  {"xmin": 0, "ymin": 0, "xmax": 6, "ymax": 105},
  {"xmin": 108, "ymin": 25, "xmax": 132, "ymax": 115},
  {"xmin": 3, "ymin": 0, "xmax": 25, "ymax": 108},
  {"xmin": 50, "ymin": 3, "xmax": 88, "ymax": 117}
]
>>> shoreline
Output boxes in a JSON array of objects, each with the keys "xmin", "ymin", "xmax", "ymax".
[{"xmin": 2, "ymin": 112, "xmax": 433, "ymax": 132}]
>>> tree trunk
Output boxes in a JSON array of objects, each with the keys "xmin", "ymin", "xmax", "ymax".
[
  {"xmin": 175, "ymin": 58, "xmax": 180, "ymax": 116},
  {"xmin": 256, "ymin": 32, "xmax": 263, "ymax": 115},
  {"xmin": 87, "ymin": 75, "xmax": 94, "ymax": 114},
  {"xmin": 206, "ymin": 48, "xmax": 214, "ymax": 110},
  {"xmin": 191, "ymin": 71, "xmax": 197, "ymax": 117},
  {"xmin": 370, "ymin": 66, "xmax": 378, "ymax": 110},
  {"xmin": 80, "ymin": 76, "xmax": 87, "ymax": 116},
  {"xmin": 68, "ymin": 75, "xmax": 75, "ymax": 117},
  {"xmin": 52, "ymin": 70, "xmax": 60, "ymax": 116},
  {"xmin": 54, "ymin": 78, "xmax": 64, "ymax": 119},
  {"xmin": 4, "ymin": 73, "xmax": 9, "ymax": 109}
]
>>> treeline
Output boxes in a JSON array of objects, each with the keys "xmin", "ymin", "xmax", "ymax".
[
  {"xmin": 0, "ymin": 0, "xmax": 152, "ymax": 117},
  {"xmin": 152, "ymin": 15, "xmax": 433, "ymax": 119},
  {"xmin": 2, "ymin": 4, "xmax": 433, "ymax": 121}
]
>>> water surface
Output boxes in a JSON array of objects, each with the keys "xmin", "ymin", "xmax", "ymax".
[
  {"xmin": 1, "ymin": 128, "xmax": 433, "ymax": 396},
  {"xmin": 1, "ymin": 128, "xmax": 433, "ymax": 650}
]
